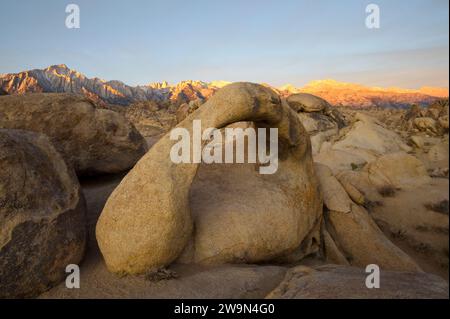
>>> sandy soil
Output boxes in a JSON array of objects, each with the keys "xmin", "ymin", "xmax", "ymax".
[{"xmin": 371, "ymin": 178, "xmax": 449, "ymax": 280}]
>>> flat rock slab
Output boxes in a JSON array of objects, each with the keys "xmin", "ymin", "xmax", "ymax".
[{"xmin": 266, "ymin": 264, "xmax": 449, "ymax": 299}]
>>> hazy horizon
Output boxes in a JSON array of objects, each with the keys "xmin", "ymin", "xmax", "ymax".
[{"xmin": 1, "ymin": 0, "xmax": 448, "ymax": 89}]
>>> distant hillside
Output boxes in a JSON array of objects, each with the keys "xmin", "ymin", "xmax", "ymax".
[{"xmin": 279, "ymin": 79, "xmax": 447, "ymax": 109}]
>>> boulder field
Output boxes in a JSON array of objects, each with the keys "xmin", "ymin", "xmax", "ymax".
[{"xmin": 0, "ymin": 83, "xmax": 447, "ymax": 299}]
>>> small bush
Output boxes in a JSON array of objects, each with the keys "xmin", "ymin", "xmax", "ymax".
[
  {"xmin": 413, "ymin": 242, "xmax": 431, "ymax": 253},
  {"xmin": 145, "ymin": 268, "xmax": 179, "ymax": 282},
  {"xmin": 416, "ymin": 225, "xmax": 449, "ymax": 235},
  {"xmin": 425, "ymin": 200, "xmax": 449, "ymax": 215},
  {"xmin": 391, "ymin": 229, "xmax": 407, "ymax": 240},
  {"xmin": 377, "ymin": 185, "xmax": 397, "ymax": 197},
  {"xmin": 364, "ymin": 200, "xmax": 383, "ymax": 213}
]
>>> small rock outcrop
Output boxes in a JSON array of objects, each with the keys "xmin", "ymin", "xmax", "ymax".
[
  {"xmin": 175, "ymin": 98, "xmax": 205, "ymax": 123},
  {"xmin": 0, "ymin": 129, "xmax": 87, "ymax": 298},
  {"xmin": 285, "ymin": 93, "xmax": 347, "ymax": 155}
]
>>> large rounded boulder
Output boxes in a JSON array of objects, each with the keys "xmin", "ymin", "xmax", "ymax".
[
  {"xmin": 178, "ymin": 148, "xmax": 322, "ymax": 265},
  {"xmin": 0, "ymin": 129, "xmax": 87, "ymax": 298},
  {"xmin": 285, "ymin": 93, "xmax": 347, "ymax": 155},
  {"xmin": 0, "ymin": 93, "xmax": 147, "ymax": 175},
  {"xmin": 286, "ymin": 93, "xmax": 347, "ymax": 128},
  {"xmin": 286, "ymin": 93, "xmax": 328, "ymax": 113}
]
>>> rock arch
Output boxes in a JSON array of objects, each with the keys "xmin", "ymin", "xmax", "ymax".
[{"xmin": 96, "ymin": 83, "xmax": 322, "ymax": 274}]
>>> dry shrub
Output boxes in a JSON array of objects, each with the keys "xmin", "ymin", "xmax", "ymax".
[
  {"xmin": 425, "ymin": 200, "xmax": 449, "ymax": 215},
  {"xmin": 377, "ymin": 185, "xmax": 398, "ymax": 197}
]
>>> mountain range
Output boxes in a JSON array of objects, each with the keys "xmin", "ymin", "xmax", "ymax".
[{"xmin": 0, "ymin": 64, "xmax": 447, "ymax": 108}]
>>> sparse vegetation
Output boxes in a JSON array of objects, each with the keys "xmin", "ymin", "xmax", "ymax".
[
  {"xmin": 363, "ymin": 199, "xmax": 383, "ymax": 213},
  {"xmin": 349, "ymin": 162, "xmax": 366, "ymax": 171},
  {"xmin": 145, "ymin": 268, "xmax": 179, "ymax": 282},
  {"xmin": 413, "ymin": 242, "xmax": 432, "ymax": 254},
  {"xmin": 377, "ymin": 185, "xmax": 398, "ymax": 197},
  {"xmin": 415, "ymin": 225, "xmax": 449, "ymax": 235},
  {"xmin": 391, "ymin": 229, "xmax": 407, "ymax": 240},
  {"xmin": 425, "ymin": 199, "xmax": 449, "ymax": 215}
]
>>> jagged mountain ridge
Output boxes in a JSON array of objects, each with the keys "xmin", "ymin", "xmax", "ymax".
[
  {"xmin": 0, "ymin": 65, "xmax": 447, "ymax": 108},
  {"xmin": 0, "ymin": 65, "xmax": 220, "ymax": 106},
  {"xmin": 0, "ymin": 65, "xmax": 168, "ymax": 105}
]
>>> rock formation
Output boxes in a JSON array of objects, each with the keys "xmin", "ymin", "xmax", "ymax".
[
  {"xmin": 401, "ymin": 99, "xmax": 449, "ymax": 135},
  {"xmin": 287, "ymin": 93, "xmax": 329, "ymax": 113},
  {"xmin": 266, "ymin": 265, "xmax": 449, "ymax": 299},
  {"xmin": 1, "ymin": 74, "xmax": 446, "ymax": 299},
  {"xmin": 176, "ymin": 98, "xmax": 205, "ymax": 123},
  {"xmin": 284, "ymin": 93, "xmax": 347, "ymax": 155},
  {"xmin": 314, "ymin": 113, "xmax": 412, "ymax": 173},
  {"xmin": 123, "ymin": 100, "xmax": 178, "ymax": 138},
  {"xmin": 363, "ymin": 152, "xmax": 431, "ymax": 188},
  {"xmin": 96, "ymin": 82, "xmax": 322, "ymax": 274},
  {"xmin": 0, "ymin": 129, "xmax": 86, "ymax": 298},
  {"xmin": 0, "ymin": 93, "xmax": 147, "ymax": 175},
  {"xmin": 315, "ymin": 163, "xmax": 421, "ymax": 271}
]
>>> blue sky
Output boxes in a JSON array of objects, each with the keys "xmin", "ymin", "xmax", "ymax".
[{"xmin": 0, "ymin": 0, "xmax": 448, "ymax": 88}]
